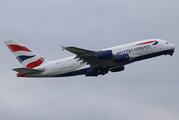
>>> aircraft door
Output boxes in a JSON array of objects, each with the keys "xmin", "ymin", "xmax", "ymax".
[
  {"xmin": 73, "ymin": 62, "xmax": 78, "ymax": 69},
  {"xmin": 159, "ymin": 43, "xmax": 163, "ymax": 49},
  {"xmin": 54, "ymin": 60, "xmax": 65, "ymax": 74}
]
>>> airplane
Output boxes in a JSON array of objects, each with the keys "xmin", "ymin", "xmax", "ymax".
[{"xmin": 4, "ymin": 39, "xmax": 175, "ymax": 77}]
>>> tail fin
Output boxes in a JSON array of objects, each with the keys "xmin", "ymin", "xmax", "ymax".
[{"xmin": 4, "ymin": 40, "xmax": 49, "ymax": 68}]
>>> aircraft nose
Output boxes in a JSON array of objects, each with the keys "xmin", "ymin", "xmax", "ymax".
[
  {"xmin": 168, "ymin": 43, "xmax": 175, "ymax": 56},
  {"xmin": 170, "ymin": 43, "xmax": 175, "ymax": 49}
]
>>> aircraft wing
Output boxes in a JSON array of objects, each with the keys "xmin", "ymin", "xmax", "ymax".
[
  {"xmin": 61, "ymin": 46, "xmax": 95, "ymax": 55},
  {"xmin": 61, "ymin": 46, "xmax": 115, "ymax": 69}
]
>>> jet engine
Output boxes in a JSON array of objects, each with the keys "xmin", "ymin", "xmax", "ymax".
[
  {"xmin": 98, "ymin": 50, "xmax": 113, "ymax": 60},
  {"xmin": 86, "ymin": 68, "xmax": 99, "ymax": 77},
  {"xmin": 85, "ymin": 67, "xmax": 109, "ymax": 76},
  {"xmin": 114, "ymin": 53, "xmax": 129, "ymax": 63}
]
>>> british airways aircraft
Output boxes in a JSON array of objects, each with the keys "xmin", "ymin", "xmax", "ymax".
[{"xmin": 4, "ymin": 39, "xmax": 175, "ymax": 77}]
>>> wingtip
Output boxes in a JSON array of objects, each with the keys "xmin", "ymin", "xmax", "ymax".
[{"xmin": 60, "ymin": 45, "xmax": 66, "ymax": 51}]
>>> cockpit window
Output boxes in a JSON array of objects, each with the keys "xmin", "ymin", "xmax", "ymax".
[{"xmin": 166, "ymin": 42, "xmax": 169, "ymax": 44}]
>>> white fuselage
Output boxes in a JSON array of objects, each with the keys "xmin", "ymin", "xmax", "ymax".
[{"xmin": 25, "ymin": 39, "xmax": 175, "ymax": 77}]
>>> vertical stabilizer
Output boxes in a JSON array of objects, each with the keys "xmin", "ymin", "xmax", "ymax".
[{"xmin": 4, "ymin": 40, "xmax": 49, "ymax": 68}]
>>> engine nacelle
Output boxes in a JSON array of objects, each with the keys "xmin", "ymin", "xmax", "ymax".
[
  {"xmin": 110, "ymin": 66, "xmax": 124, "ymax": 72},
  {"xmin": 86, "ymin": 68, "xmax": 99, "ymax": 77},
  {"xmin": 98, "ymin": 50, "xmax": 113, "ymax": 60},
  {"xmin": 115, "ymin": 54, "xmax": 129, "ymax": 63}
]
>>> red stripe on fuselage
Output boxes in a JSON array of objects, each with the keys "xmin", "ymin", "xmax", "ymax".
[
  {"xmin": 7, "ymin": 45, "xmax": 32, "ymax": 52},
  {"xmin": 26, "ymin": 57, "xmax": 44, "ymax": 68},
  {"xmin": 136, "ymin": 40, "xmax": 157, "ymax": 45}
]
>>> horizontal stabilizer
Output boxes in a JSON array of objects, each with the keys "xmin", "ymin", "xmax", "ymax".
[{"xmin": 13, "ymin": 67, "xmax": 43, "ymax": 74}]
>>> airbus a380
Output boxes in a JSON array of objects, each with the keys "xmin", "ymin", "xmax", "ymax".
[{"xmin": 4, "ymin": 39, "xmax": 175, "ymax": 77}]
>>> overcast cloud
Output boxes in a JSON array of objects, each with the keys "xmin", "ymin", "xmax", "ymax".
[{"xmin": 0, "ymin": 0, "xmax": 179, "ymax": 120}]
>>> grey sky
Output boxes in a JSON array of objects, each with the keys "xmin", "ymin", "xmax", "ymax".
[{"xmin": 0, "ymin": 0, "xmax": 179, "ymax": 120}]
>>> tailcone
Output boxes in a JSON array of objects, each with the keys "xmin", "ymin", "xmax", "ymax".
[{"xmin": 17, "ymin": 73, "xmax": 25, "ymax": 77}]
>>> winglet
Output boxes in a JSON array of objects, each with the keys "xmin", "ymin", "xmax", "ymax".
[{"xmin": 60, "ymin": 45, "xmax": 66, "ymax": 51}]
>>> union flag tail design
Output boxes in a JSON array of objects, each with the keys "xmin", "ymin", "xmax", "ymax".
[{"xmin": 4, "ymin": 40, "xmax": 49, "ymax": 68}]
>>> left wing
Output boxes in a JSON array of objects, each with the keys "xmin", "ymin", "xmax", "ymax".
[
  {"xmin": 61, "ymin": 46, "xmax": 115, "ymax": 69},
  {"xmin": 61, "ymin": 46, "xmax": 95, "ymax": 55}
]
